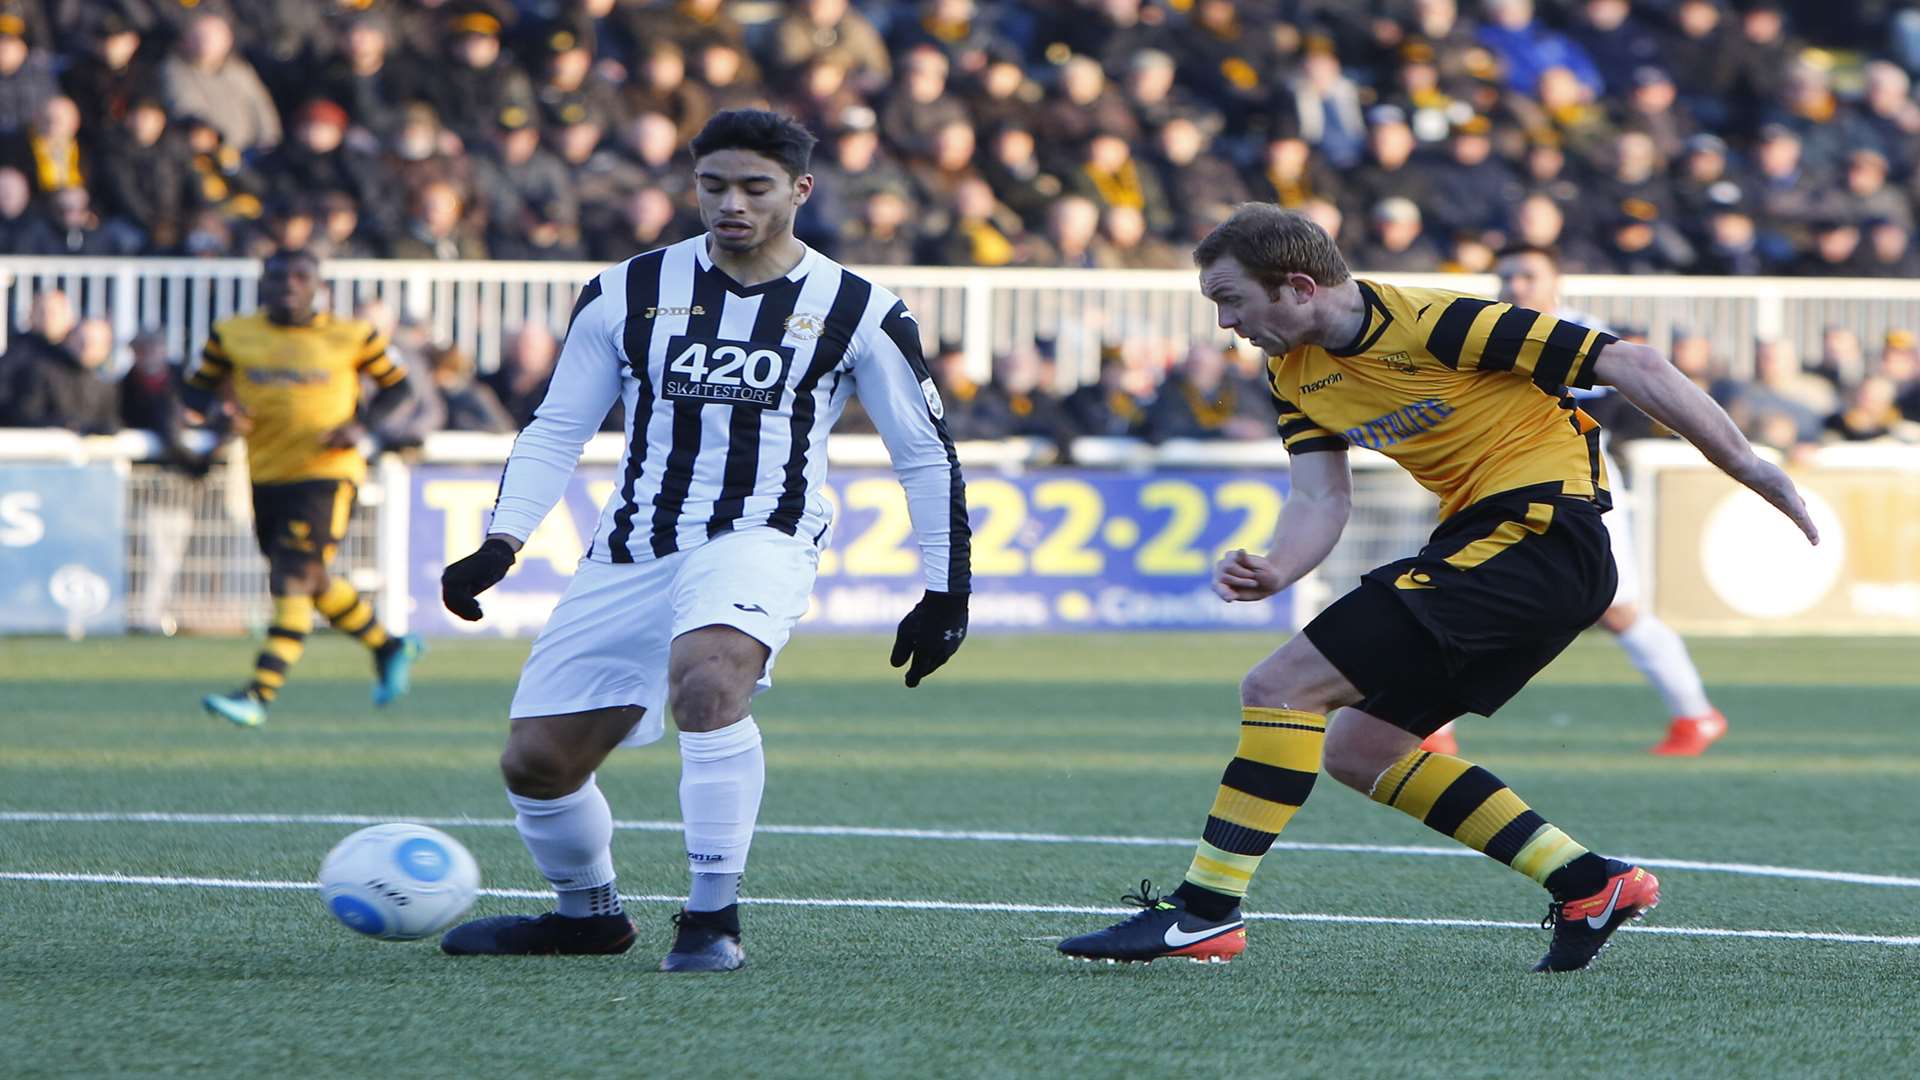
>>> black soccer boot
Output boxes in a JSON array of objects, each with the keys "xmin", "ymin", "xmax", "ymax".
[
  {"xmin": 440, "ymin": 912, "xmax": 636, "ymax": 956},
  {"xmin": 1057, "ymin": 880, "xmax": 1246, "ymax": 964},
  {"xmin": 660, "ymin": 905, "xmax": 746, "ymax": 972}
]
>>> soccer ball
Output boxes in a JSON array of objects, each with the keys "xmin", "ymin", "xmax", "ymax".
[{"xmin": 317, "ymin": 823, "xmax": 481, "ymax": 941}]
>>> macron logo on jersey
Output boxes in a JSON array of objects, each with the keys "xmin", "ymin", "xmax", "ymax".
[{"xmin": 1344, "ymin": 397, "xmax": 1456, "ymax": 451}]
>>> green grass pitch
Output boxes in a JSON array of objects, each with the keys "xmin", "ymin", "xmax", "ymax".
[{"xmin": 2, "ymin": 633, "xmax": 1916, "ymax": 1078}]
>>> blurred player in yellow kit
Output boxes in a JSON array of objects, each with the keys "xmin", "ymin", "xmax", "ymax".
[
  {"xmin": 1059, "ymin": 206, "xmax": 1817, "ymax": 972},
  {"xmin": 185, "ymin": 249, "xmax": 424, "ymax": 726}
]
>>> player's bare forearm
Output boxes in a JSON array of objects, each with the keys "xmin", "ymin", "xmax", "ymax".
[
  {"xmin": 1591, "ymin": 341, "xmax": 1819, "ymax": 544},
  {"xmin": 1215, "ymin": 451, "xmax": 1351, "ymax": 601}
]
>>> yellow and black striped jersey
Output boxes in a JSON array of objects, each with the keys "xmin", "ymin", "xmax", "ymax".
[
  {"xmin": 188, "ymin": 312, "xmax": 404, "ymax": 485},
  {"xmin": 1268, "ymin": 280, "xmax": 1619, "ymax": 519}
]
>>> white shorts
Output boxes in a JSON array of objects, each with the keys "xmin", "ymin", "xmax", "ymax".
[
  {"xmin": 508, "ymin": 527, "xmax": 820, "ymax": 747},
  {"xmin": 1602, "ymin": 446, "xmax": 1640, "ymax": 608}
]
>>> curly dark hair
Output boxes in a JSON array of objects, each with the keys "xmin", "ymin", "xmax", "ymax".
[{"xmin": 690, "ymin": 109, "xmax": 818, "ymax": 180}]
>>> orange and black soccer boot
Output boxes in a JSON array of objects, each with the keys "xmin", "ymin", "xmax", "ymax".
[
  {"xmin": 1534, "ymin": 861, "xmax": 1661, "ymax": 972},
  {"xmin": 1057, "ymin": 880, "xmax": 1246, "ymax": 965},
  {"xmin": 1651, "ymin": 709, "xmax": 1728, "ymax": 756}
]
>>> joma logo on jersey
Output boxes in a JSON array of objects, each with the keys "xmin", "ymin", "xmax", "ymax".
[
  {"xmin": 1344, "ymin": 396, "xmax": 1455, "ymax": 450},
  {"xmin": 1379, "ymin": 352, "xmax": 1417, "ymax": 373},
  {"xmin": 1301, "ymin": 372, "xmax": 1343, "ymax": 394},
  {"xmin": 643, "ymin": 305, "xmax": 706, "ymax": 319}
]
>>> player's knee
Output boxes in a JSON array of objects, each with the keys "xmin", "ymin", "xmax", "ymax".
[
  {"xmin": 1239, "ymin": 660, "xmax": 1319, "ymax": 712},
  {"xmin": 1321, "ymin": 714, "xmax": 1413, "ymax": 793},
  {"xmin": 668, "ymin": 665, "xmax": 752, "ymax": 732},
  {"xmin": 1322, "ymin": 739, "xmax": 1389, "ymax": 793},
  {"xmin": 1599, "ymin": 603, "xmax": 1638, "ymax": 633},
  {"xmin": 499, "ymin": 730, "xmax": 588, "ymax": 798}
]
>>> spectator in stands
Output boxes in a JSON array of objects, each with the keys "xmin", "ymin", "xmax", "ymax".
[
  {"xmin": 1770, "ymin": 58, "xmax": 1877, "ymax": 176},
  {"xmin": 426, "ymin": 10, "xmax": 537, "ymax": 147},
  {"xmin": 1036, "ymin": 53, "xmax": 1139, "ymax": 152},
  {"xmin": 926, "ymin": 175, "xmax": 1032, "ymax": 267},
  {"xmin": 1813, "ymin": 325, "xmax": 1865, "ymax": 389},
  {"xmin": 1731, "ymin": 0, "xmax": 1799, "ymax": 129},
  {"xmin": 929, "ymin": 342, "xmax": 1011, "ymax": 440},
  {"xmin": 92, "ymin": 97, "xmax": 191, "ymax": 251},
  {"xmin": 1596, "ymin": 130, "xmax": 1676, "ymax": 222},
  {"xmin": 0, "ymin": 161, "xmax": 45, "ymax": 248},
  {"xmin": 486, "ymin": 323, "xmax": 559, "ymax": 430},
  {"xmin": 1044, "ymin": 194, "xmax": 1107, "ymax": 270},
  {"xmin": 533, "ymin": 27, "xmax": 623, "ymax": 136},
  {"xmin": 1062, "ymin": 347, "xmax": 1146, "ymax": 438},
  {"xmin": 1793, "ymin": 217, "xmax": 1869, "ymax": 276},
  {"xmin": 1829, "ymin": 148, "xmax": 1912, "ymax": 230},
  {"xmin": 1696, "ymin": 207, "xmax": 1769, "ymax": 275},
  {"xmin": 1143, "ymin": 344, "xmax": 1268, "ymax": 443},
  {"xmin": 1670, "ymin": 327, "xmax": 1732, "ymax": 399},
  {"xmin": 1671, "ymin": 134, "xmax": 1753, "ymax": 236},
  {"xmin": 1284, "ymin": 35, "xmax": 1366, "ymax": 170},
  {"xmin": 1660, "ymin": 0, "xmax": 1742, "ymax": 130},
  {"xmin": 977, "ymin": 344, "xmax": 1071, "ymax": 452},
  {"xmin": 1752, "ymin": 123, "xmax": 1828, "ymax": 260},
  {"xmin": 312, "ymin": 191, "xmax": 376, "ymax": 260},
  {"xmin": 1478, "ymin": 0, "xmax": 1601, "ymax": 98},
  {"xmin": 1252, "ymin": 131, "xmax": 1335, "ymax": 212},
  {"xmin": 651, "ymin": 0, "xmax": 748, "ymax": 54},
  {"xmin": 1122, "ymin": 49, "xmax": 1197, "ymax": 134},
  {"xmin": 783, "ymin": 55, "xmax": 862, "ymax": 142},
  {"xmin": 881, "ymin": 44, "xmax": 968, "ymax": 160},
  {"xmin": 837, "ymin": 185, "xmax": 918, "ymax": 265},
  {"xmin": 773, "ymin": 0, "xmax": 890, "ymax": 92},
  {"xmin": 321, "ymin": 10, "xmax": 409, "ymax": 140},
  {"xmin": 1824, "ymin": 375, "xmax": 1914, "ymax": 442},
  {"xmin": 550, "ymin": 109, "xmax": 631, "ymax": 210},
  {"xmin": 160, "ymin": 12, "xmax": 280, "ymax": 153},
  {"xmin": 1884, "ymin": 331, "xmax": 1920, "ymax": 421},
  {"xmin": 1, "ymin": 316, "xmax": 119, "ymax": 434},
  {"xmin": 800, "ymin": 109, "xmax": 898, "ymax": 245},
  {"xmin": 1353, "ymin": 197, "xmax": 1442, "ymax": 271},
  {"xmin": 1507, "ymin": 193, "xmax": 1606, "ymax": 272},
  {"xmin": 1067, "ymin": 132, "xmax": 1172, "ymax": 238},
  {"xmin": 1096, "ymin": 205, "xmax": 1182, "ymax": 269},
  {"xmin": 1859, "ymin": 61, "xmax": 1920, "ymax": 178},
  {"xmin": 387, "ymin": 180, "xmax": 486, "ymax": 260},
  {"xmin": 60, "ymin": 15, "xmax": 152, "ymax": 142},
  {"xmin": 909, "ymin": 117, "xmax": 982, "ymax": 212},
  {"xmin": 1602, "ymin": 197, "xmax": 1694, "ymax": 274},
  {"xmin": 979, "ymin": 122, "xmax": 1064, "ymax": 232},
  {"xmin": 1151, "ymin": 114, "xmax": 1245, "ymax": 242},
  {"xmin": 588, "ymin": 186, "xmax": 697, "ymax": 262},
  {"xmin": 119, "ymin": 330, "xmax": 208, "ymax": 473},
  {"xmin": 1616, "ymin": 66, "xmax": 1696, "ymax": 164},
  {"xmin": 429, "ymin": 343, "xmax": 515, "ymax": 434},
  {"xmin": 612, "ymin": 110, "xmax": 692, "ymax": 201},
  {"xmin": 1573, "ymin": 0, "xmax": 1665, "ymax": 96},
  {"xmin": 19, "ymin": 185, "xmax": 140, "ymax": 255},
  {"xmin": 1, "ymin": 94, "xmax": 84, "ymax": 196},
  {"xmin": 1428, "ymin": 115, "xmax": 1517, "ymax": 240},
  {"xmin": 692, "ymin": 40, "xmax": 769, "ymax": 114},
  {"xmin": 1723, "ymin": 337, "xmax": 1834, "ymax": 442},
  {"xmin": 622, "ymin": 41, "xmax": 711, "ymax": 144},
  {"xmin": 963, "ymin": 47, "xmax": 1039, "ymax": 137},
  {"xmin": 0, "ymin": 288, "xmax": 72, "ymax": 389},
  {"xmin": 0, "ymin": 11, "xmax": 54, "ymax": 137},
  {"xmin": 475, "ymin": 106, "xmax": 578, "ymax": 254},
  {"xmin": 1343, "ymin": 106, "xmax": 1432, "ymax": 225},
  {"xmin": 1861, "ymin": 219, "xmax": 1920, "ymax": 277},
  {"xmin": 258, "ymin": 100, "xmax": 391, "ymax": 230}
]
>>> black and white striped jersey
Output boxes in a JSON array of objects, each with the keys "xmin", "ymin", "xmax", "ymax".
[{"xmin": 488, "ymin": 235, "xmax": 971, "ymax": 591}]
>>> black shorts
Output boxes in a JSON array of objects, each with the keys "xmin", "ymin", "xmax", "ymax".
[
  {"xmin": 252, "ymin": 479, "xmax": 355, "ymax": 560},
  {"xmin": 1303, "ymin": 486, "xmax": 1617, "ymax": 737}
]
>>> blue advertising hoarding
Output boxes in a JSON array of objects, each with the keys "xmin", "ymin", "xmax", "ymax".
[
  {"xmin": 0, "ymin": 462, "xmax": 125, "ymax": 636},
  {"xmin": 408, "ymin": 466, "xmax": 1295, "ymax": 636}
]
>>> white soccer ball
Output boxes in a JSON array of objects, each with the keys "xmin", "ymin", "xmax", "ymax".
[{"xmin": 318, "ymin": 823, "xmax": 481, "ymax": 941}]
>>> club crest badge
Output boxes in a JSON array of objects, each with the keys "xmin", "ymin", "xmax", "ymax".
[{"xmin": 785, "ymin": 313, "xmax": 826, "ymax": 341}]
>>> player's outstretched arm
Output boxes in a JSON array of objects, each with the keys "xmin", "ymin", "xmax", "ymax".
[
  {"xmin": 855, "ymin": 299, "xmax": 971, "ymax": 686},
  {"xmin": 1215, "ymin": 448, "xmax": 1352, "ymax": 602},
  {"xmin": 1589, "ymin": 340, "xmax": 1818, "ymax": 545}
]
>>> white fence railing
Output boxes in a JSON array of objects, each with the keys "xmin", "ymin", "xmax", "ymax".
[{"xmin": 7, "ymin": 257, "xmax": 1920, "ymax": 388}]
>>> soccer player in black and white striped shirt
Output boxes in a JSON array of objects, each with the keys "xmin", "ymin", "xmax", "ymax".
[{"xmin": 438, "ymin": 111, "xmax": 972, "ymax": 969}]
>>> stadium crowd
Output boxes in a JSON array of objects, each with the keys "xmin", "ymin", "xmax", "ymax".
[{"xmin": 4, "ymin": 0, "xmax": 1920, "ymax": 453}]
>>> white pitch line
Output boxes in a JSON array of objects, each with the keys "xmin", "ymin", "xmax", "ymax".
[
  {"xmin": 4, "ymin": 809, "xmax": 1917, "ymax": 890},
  {"xmin": 2, "ymin": 870, "xmax": 1917, "ymax": 948}
]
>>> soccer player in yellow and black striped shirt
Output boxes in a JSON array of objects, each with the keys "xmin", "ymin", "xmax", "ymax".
[
  {"xmin": 1059, "ymin": 205, "xmax": 1818, "ymax": 972},
  {"xmin": 185, "ymin": 249, "xmax": 424, "ymax": 727}
]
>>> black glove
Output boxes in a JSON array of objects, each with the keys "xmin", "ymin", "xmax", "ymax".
[
  {"xmin": 890, "ymin": 590, "xmax": 969, "ymax": 688},
  {"xmin": 441, "ymin": 538, "xmax": 517, "ymax": 622}
]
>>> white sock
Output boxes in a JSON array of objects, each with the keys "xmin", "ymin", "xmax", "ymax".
[
  {"xmin": 507, "ymin": 774, "xmax": 620, "ymax": 918},
  {"xmin": 1614, "ymin": 614, "xmax": 1713, "ymax": 718},
  {"xmin": 678, "ymin": 716, "xmax": 764, "ymax": 910}
]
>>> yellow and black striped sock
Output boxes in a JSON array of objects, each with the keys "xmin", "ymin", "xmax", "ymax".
[
  {"xmin": 1370, "ymin": 749, "xmax": 1605, "ymax": 894},
  {"xmin": 316, "ymin": 579, "xmax": 393, "ymax": 654},
  {"xmin": 248, "ymin": 595, "xmax": 313, "ymax": 704},
  {"xmin": 1175, "ymin": 707, "xmax": 1326, "ymax": 915}
]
